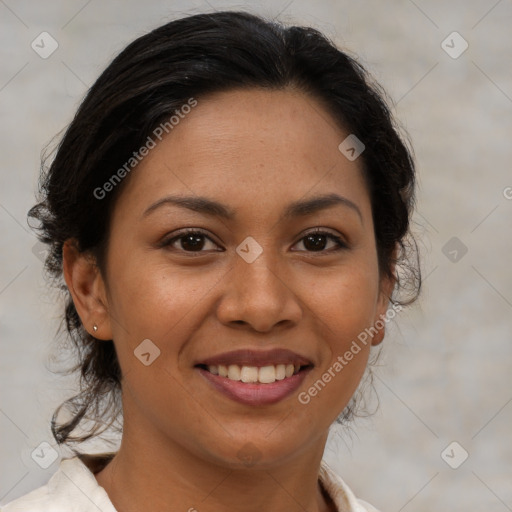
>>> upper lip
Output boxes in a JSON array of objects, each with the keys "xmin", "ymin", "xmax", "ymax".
[{"xmin": 195, "ymin": 348, "xmax": 313, "ymax": 368}]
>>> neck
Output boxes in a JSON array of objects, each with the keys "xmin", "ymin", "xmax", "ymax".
[{"xmin": 94, "ymin": 423, "xmax": 335, "ymax": 512}]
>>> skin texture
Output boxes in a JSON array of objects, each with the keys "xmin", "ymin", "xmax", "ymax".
[{"xmin": 63, "ymin": 88, "xmax": 394, "ymax": 512}]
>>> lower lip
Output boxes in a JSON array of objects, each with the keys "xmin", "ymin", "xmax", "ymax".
[{"xmin": 196, "ymin": 367, "xmax": 312, "ymax": 406}]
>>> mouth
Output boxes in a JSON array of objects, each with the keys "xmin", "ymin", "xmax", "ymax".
[
  {"xmin": 195, "ymin": 362, "xmax": 310, "ymax": 384},
  {"xmin": 194, "ymin": 348, "xmax": 314, "ymax": 405}
]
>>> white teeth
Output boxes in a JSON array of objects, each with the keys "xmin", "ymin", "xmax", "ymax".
[
  {"xmin": 275, "ymin": 364, "xmax": 286, "ymax": 380},
  {"xmin": 228, "ymin": 364, "xmax": 241, "ymax": 381},
  {"xmin": 258, "ymin": 365, "xmax": 276, "ymax": 384},
  {"xmin": 203, "ymin": 363, "xmax": 304, "ymax": 383},
  {"xmin": 240, "ymin": 366, "xmax": 259, "ymax": 383}
]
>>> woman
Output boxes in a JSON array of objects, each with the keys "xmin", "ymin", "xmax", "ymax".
[{"xmin": 2, "ymin": 10, "xmax": 419, "ymax": 512}]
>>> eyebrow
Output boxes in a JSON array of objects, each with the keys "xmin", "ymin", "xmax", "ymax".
[{"xmin": 142, "ymin": 193, "xmax": 362, "ymax": 222}]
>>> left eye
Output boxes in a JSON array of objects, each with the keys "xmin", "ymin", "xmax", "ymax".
[{"xmin": 292, "ymin": 231, "xmax": 346, "ymax": 252}]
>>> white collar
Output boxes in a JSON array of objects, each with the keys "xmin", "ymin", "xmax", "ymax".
[{"xmin": 3, "ymin": 455, "xmax": 378, "ymax": 512}]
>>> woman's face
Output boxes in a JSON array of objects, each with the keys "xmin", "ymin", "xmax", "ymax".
[{"xmin": 96, "ymin": 88, "xmax": 393, "ymax": 468}]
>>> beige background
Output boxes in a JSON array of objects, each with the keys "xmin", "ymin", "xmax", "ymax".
[{"xmin": 1, "ymin": 0, "xmax": 511, "ymax": 510}]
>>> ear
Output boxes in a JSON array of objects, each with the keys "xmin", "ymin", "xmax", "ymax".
[
  {"xmin": 371, "ymin": 257, "xmax": 397, "ymax": 347},
  {"xmin": 62, "ymin": 239, "xmax": 112, "ymax": 340}
]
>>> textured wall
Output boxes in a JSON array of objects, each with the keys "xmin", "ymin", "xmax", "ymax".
[{"xmin": 1, "ymin": 0, "xmax": 511, "ymax": 510}]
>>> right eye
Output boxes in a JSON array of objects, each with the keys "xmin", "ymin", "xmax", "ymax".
[{"xmin": 160, "ymin": 229, "xmax": 223, "ymax": 254}]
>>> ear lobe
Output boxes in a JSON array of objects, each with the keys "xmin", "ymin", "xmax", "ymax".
[
  {"xmin": 62, "ymin": 240, "xmax": 112, "ymax": 340},
  {"xmin": 371, "ymin": 327, "xmax": 386, "ymax": 347},
  {"xmin": 370, "ymin": 293, "xmax": 390, "ymax": 347},
  {"xmin": 371, "ymin": 269, "xmax": 397, "ymax": 347}
]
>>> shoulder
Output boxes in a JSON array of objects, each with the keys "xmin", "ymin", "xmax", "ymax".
[
  {"xmin": 319, "ymin": 460, "xmax": 381, "ymax": 512},
  {"xmin": 0, "ymin": 456, "xmax": 117, "ymax": 512}
]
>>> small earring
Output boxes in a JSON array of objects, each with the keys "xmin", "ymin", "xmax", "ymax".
[{"xmin": 93, "ymin": 324, "xmax": 98, "ymax": 332}]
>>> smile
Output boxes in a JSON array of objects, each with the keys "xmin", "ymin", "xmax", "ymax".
[
  {"xmin": 194, "ymin": 348, "xmax": 313, "ymax": 405},
  {"xmin": 197, "ymin": 363, "xmax": 304, "ymax": 384}
]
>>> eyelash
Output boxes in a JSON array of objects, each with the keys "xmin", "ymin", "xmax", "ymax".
[{"xmin": 160, "ymin": 228, "xmax": 348, "ymax": 255}]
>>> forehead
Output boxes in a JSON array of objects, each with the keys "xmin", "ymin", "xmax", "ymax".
[{"xmin": 113, "ymin": 88, "xmax": 371, "ymax": 221}]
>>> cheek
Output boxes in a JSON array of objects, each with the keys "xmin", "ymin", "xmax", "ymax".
[
  {"xmin": 296, "ymin": 263, "xmax": 379, "ymax": 413},
  {"xmin": 303, "ymin": 261, "xmax": 380, "ymax": 342},
  {"xmin": 107, "ymin": 257, "xmax": 219, "ymax": 335},
  {"xmin": 103, "ymin": 258, "xmax": 221, "ymax": 424},
  {"xmin": 103, "ymin": 253, "xmax": 229, "ymax": 385}
]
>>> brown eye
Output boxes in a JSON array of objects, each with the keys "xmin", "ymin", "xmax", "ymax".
[
  {"xmin": 303, "ymin": 233, "xmax": 329, "ymax": 251},
  {"xmin": 292, "ymin": 230, "xmax": 347, "ymax": 253},
  {"xmin": 180, "ymin": 233, "xmax": 206, "ymax": 251},
  {"xmin": 161, "ymin": 229, "xmax": 221, "ymax": 253}
]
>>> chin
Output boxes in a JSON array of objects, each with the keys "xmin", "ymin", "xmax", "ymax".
[{"xmin": 195, "ymin": 432, "xmax": 312, "ymax": 471}]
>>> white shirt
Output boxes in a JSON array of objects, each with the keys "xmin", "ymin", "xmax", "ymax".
[{"xmin": 1, "ymin": 456, "xmax": 379, "ymax": 512}]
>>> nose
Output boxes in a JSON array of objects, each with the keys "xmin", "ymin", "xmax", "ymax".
[{"xmin": 216, "ymin": 252, "xmax": 303, "ymax": 333}]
